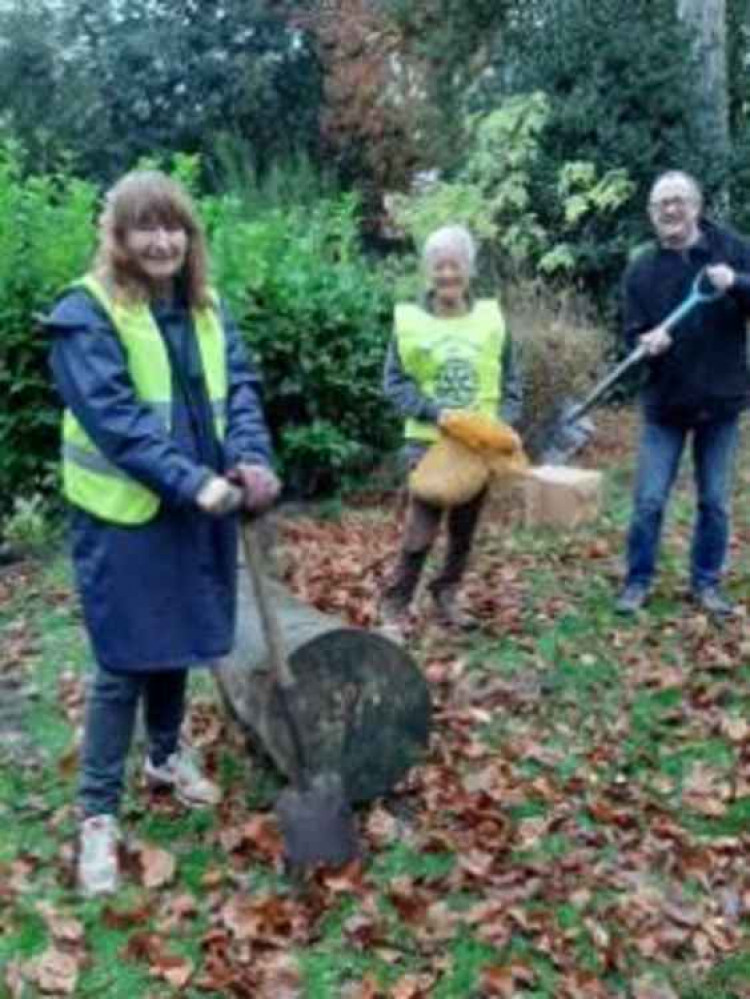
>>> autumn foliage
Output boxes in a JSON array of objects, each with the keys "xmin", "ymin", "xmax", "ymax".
[{"xmin": 288, "ymin": 0, "xmax": 432, "ymax": 190}]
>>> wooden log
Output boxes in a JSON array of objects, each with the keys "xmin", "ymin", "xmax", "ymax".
[
  {"xmin": 215, "ymin": 565, "xmax": 432, "ymax": 803},
  {"xmin": 521, "ymin": 466, "xmax": 603, "ymax": 529}
]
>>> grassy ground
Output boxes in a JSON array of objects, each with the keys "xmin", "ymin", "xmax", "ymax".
[{"xmin": 1, "ymin": 409, "xmax": 750, "ymax": 998}]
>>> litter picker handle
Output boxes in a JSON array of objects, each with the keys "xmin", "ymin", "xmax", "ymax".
[{"xmin": 240, "ymin": 520, "xmax": 296, "ymax": 691}]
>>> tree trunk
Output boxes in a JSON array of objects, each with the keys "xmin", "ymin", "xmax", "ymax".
[
  {"xmin": 678, "ymin": 0, "xmax": 731, "ymax": 192},
  {"xmin": 214, "ymin": 564, "xmax": 432, "ymax": 804}
]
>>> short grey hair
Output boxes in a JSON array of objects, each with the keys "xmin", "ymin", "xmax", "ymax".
[
  {"xmin": 422, "ymin": 225, "xmax": 477, "ymax": 277},
  {"xmin": 649, "ymin": 171, "xmax": 703, "ymax": 209}
]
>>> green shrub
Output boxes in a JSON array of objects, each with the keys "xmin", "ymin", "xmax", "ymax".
[
  {"xmin": 0, "ymin": 147, "xmax": 398, "ymax": 502},
  {"xmin": 470, "ymin": 0, "xmax": 704, "ymax": 302},
  {"xmin": 504, "ymin": 281, "xmax": 607, "ymax": 458},
  {"xmin": 1, "ymin": 491, "xmax": 60, "ymax": 555},
  {"xmin": 205, "ymin": 184, "xmax": 399, "ymax": 494},
  {"xmin": 0, "ymin": 142, "xmax": 97, "ymax": 512},
  {"xmin": 0, "ymin": 145, "xmax": 607, "ymax": 501},
  {"xmin": 390, "ymin": 93, "xmax": 634, "ymax": 284}
]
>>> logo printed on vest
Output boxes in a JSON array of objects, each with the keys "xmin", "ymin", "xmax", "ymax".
[{"xmin": 435, "ymin": 354, "xmax": 480, "ymax": 408}]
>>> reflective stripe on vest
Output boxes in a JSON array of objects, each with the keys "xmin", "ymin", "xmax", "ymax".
[
  {"xmin": 61, "ymin": 274, "xmax": 228, "ymax": 525},
  {"xmin": 394, "ymin": 298, "xmax": 506, "ymax": 443}
]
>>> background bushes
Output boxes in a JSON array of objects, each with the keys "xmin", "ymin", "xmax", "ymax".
[
  {"xmin": 0, "ymin": 141, "xmax": 631, "ymax": 511},
  {"xmin": 0, "ymin": 144, "xmax": 96, "ymax": 512},
  {"xmin": 0, "ymin": 152, "xmax": 400, "ymax": 510},
  {"xmin": 205, "ymin": 168, "xmax": 399, "ymax": 496}
]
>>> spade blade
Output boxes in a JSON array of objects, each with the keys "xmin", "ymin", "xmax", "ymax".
[
  {"xmin": 539, "ymin": 399, "xmax": 596, "ymax": 465},
  {"xmin": 275, "ymin": 771, "xmax": 359, "ymax": 870}
]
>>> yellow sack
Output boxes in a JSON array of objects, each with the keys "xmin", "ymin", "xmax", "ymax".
[
  {"xmin": 440, "ymin": 410, "xmax": 521, "ymax": 456},
  {"xmin": 486, "ymin": 446, "xmax": 530, "ymax": 480},
  {"xmin": 442, "ymin": 410, "xmax": 530, "ymax": 482},
  {"xmin": 409, "ymin": 436, "xmax": 489, "ymax": 508}
]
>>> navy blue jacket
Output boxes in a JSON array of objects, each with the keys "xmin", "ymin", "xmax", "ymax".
[
  {"xmin": 623, "ymin": 221, "xmax": 750, "ymax": 425},
  {"xmin": 48, "ymin": 289, "xmax": 273, "ymax": 673}
]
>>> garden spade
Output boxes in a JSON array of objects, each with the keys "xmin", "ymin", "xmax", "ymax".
[
  {"xmin": 240, "ymin": 519, "xmax": 359, "ymax": 871},
  {"xmin": 541, "ymin": 266, "xmax": 724, "ymax": 463}
]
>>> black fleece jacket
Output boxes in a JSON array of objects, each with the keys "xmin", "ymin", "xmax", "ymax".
[{"xmin": 622, "ymin": 220, "xmax": 750, "ymax": 425}]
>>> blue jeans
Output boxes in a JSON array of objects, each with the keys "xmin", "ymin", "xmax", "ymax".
[
  {"xmin": 78, "ymin": 668, "xmax": 187, "ymax": 817},
  {"xmin": 625, "ymin": 416, "xmax": 740, "ymax": 591}
]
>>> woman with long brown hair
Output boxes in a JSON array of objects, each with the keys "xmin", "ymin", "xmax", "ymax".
[{"xmin": 47, "ymin": 170, "xmax": 279, "ymax": 896}]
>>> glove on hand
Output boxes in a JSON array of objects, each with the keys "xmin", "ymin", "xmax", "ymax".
[
  {"xmin": 227, "ymin": 463, "xmax": 281, "ymax": 513},
  {"xmin": 196, "ymin": 476, "xmax": 243, "ymax": 516}
]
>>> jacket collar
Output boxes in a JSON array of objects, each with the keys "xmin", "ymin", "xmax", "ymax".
[{"xmin": 421, "ymin": 288, "xmax": 476, "ymax": 316}]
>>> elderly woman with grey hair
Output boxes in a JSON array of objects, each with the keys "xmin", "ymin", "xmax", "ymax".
[{"xmin": 381, "ymin": 224, "xmax": 522, "ymax": 637}]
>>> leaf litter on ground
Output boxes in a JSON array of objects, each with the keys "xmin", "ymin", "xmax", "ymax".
[{"xmin": 3, "ymin": 409, "xmax": 750, "ymax": 997}]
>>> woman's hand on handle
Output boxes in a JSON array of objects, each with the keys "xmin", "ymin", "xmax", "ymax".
[
  {"xmin": 196, "ymin": 475, "xmax": 244, "ymax": 516},
  {"xmin": 228, "ymin": 464, "xmax": 281, "ymax": 513}
]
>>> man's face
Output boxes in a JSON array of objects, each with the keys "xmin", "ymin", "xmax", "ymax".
[
  {"xmin": 125, "ymin": 220, "xmax": 188, "ymax": 285},
  {"xmin": 430, "ymin": 254, "xmax": 470, "ymax": 306},
  {"xmin": 648, "ymin": 177, "xmax": 701, "ymax": 249}
]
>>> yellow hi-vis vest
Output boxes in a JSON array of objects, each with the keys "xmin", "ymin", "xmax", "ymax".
[
  {"xmin": 61, "ymin": 274, "xmax": 228, "ymax": 525},
  {"xmin": 394, "ymin": 298, "xmax": 506, "ymax": 443}
]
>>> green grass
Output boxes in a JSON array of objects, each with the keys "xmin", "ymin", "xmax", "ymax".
[{"xmin": 1, "ymin": 414, "xmax": 749, "ymax": 997}]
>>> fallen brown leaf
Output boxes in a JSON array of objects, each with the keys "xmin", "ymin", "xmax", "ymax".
[
  {"xmin": 137, "ymin": 844, "xmax": 177, "ymax": 889},
  {"xmin": 632, "ymin": 977, "xmax": 679, "ymax": 999},
  {"xmin": 151, "ymin": 953, "xmax": 194, "ymax": 990},
  {"xmin": 31, "ymin": 948, "xmax": 80, "ymax": 996}
]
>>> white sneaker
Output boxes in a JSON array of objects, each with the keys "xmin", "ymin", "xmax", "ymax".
[
  {"xmin": 144, "ymin": 748, "xmax": 221, "ymax": 807},
  {"xmin": 78, "ymin": 814, "xmax": 119, "ymax": 898}
]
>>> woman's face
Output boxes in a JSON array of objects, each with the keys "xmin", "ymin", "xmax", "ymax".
[
  {"xmin": 124, "ymin": 219, "xmax": 188, "ymax": 286},
  {"xmin": 430, "ymin": 253, "xmax": 470, "ymax": 305}
]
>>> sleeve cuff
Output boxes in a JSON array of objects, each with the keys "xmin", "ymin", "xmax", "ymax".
[
  {"xmin": 500, "ymin": 403, "xmax": 522, "ymax": 428},
  {"xmin": 420, "ymin": 401, "xmax": 442, "ymax": 423},
  {"xmin": 183, "ymin": 466, "xmax": 214, "ymax": 503},
  {"xmin": 226, "ymin": 452, "xmax": 273, "ymax": 471}
]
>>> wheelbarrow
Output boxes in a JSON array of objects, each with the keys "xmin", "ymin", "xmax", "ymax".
[{"xmin": 541, "ymin": 266, "xmax": 724, "ymax": 463}]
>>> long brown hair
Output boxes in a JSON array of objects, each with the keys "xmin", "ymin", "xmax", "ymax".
[{"xmin": 94, "ymin": 170, "xmax": 211, "ymax": 309}]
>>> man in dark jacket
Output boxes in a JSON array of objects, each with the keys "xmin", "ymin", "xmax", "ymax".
[{"xmin": 617, "ymin": 170, "xmax": 750, "ymax": 616}]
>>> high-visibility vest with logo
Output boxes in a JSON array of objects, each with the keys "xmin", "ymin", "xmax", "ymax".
[
  {"xmin": 61, "ymin": 274, "xmax": 228, "ymax": 524},
  {"xmin": 394, "ymin": 298, "xmax": 506, "ymax": 443}
]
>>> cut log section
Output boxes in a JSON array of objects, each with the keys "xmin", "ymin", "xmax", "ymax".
[
  {"xmin": 522, "ymin": 466, "xmax": 603, "ymax": 529},
  {"xmin": 215, "ymin": 565, "xmax": 432, "ymax": 803}
]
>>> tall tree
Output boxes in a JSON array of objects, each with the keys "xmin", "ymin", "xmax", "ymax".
[
  {"xmin": 64, "ymin": 0, "xmax": 323, "ymax": 181},
  {"xmin": 0, "ymin": 0, "xmax": 69, "ymax": 170},
  {"xmin": 0, "ymin": 0, "xmax": 323, "ymax": 182},
  {"xmin": 282, "ymin": 0, "xmax": 435, "ymax": 191},
  {"xmin": 472, "ymin": 0, "xmax": 707, "ymax": 296},
  {"xmin": 677, "ymin": 0, "xmax": 731, "ymax": 192}
]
